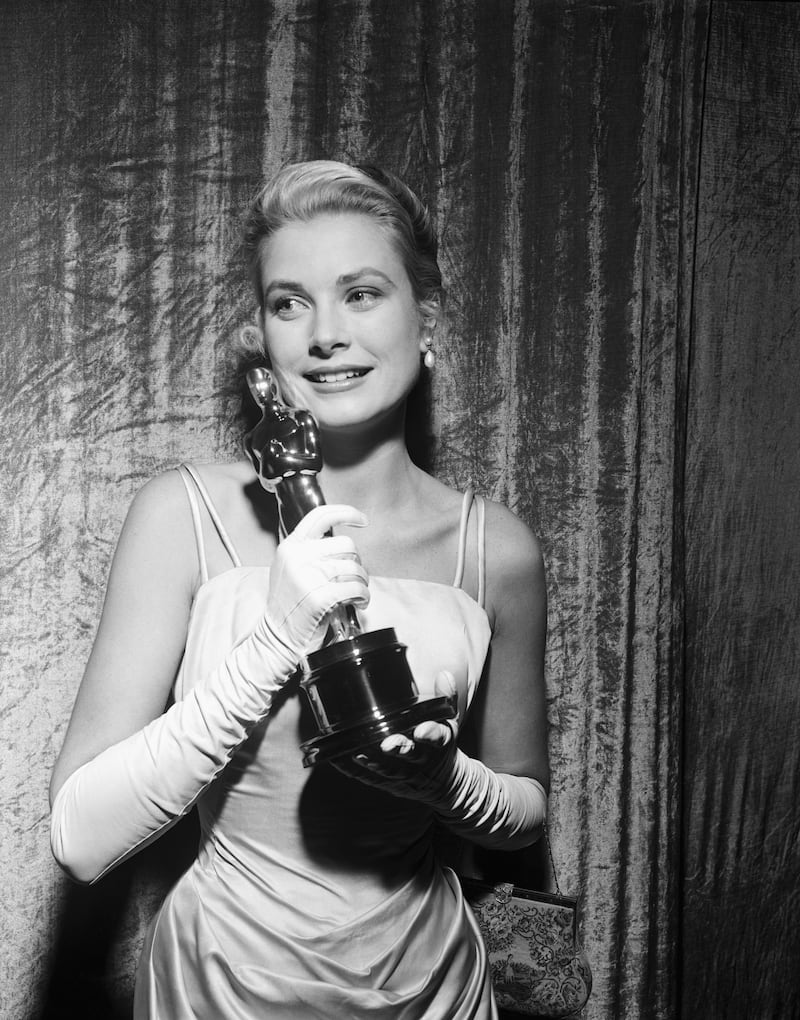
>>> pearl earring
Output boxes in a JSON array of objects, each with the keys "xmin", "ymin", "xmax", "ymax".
[{"xmin": 423, "ymin": 337, "xmax": 435, "ymax": 369}]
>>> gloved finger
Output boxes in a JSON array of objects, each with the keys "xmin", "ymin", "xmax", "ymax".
[
  {"xmin": 275, "ymin": 555, "xmax": 369, "ymax": 598},
  {"xmin": 286, "ymin": 570, "xmax": 370, "ymax": 622},
  {"xmin": 298, "ymin": 535, "xmax": 364, "ymax": 562},
  {"xmin": 289, "ymin": 504, "xmax": 369, "ymax": 541},
  {"xmin": 316, "ymin": 563, "xmax": 371, "ymax": 595},
  {"xmin": 330, "ymin": 568, "xmax": 371, "ymax": 591},
  {"xmin": 380, "ymin": 733, "xmax": 415, "ymax": 756},
  {"xmin": 410, "ymin": 719, "xmax": 455, "ymax": 747},
  {"xmin": 317, "ymin": 579, "xmax": 371, "ymax": 610}
]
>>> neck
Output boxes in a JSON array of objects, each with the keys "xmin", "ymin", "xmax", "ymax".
[{"xmin": 316, "ymin": 429, "xmax": 421, "ymax": 518}]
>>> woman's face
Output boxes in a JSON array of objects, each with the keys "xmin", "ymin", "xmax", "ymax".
[{"xmin": 257, "ymin": 213, "xmax": 427, "ymax": 435}]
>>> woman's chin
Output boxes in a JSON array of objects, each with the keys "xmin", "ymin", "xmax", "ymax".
[{"xmin": 318, "ymin": 404, "xmax": 407, "ymax": 445}]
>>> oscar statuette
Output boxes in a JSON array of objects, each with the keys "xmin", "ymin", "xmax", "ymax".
[{"xmin": 244, "ymin": 367, "xmax": 456, "ymax": 767}]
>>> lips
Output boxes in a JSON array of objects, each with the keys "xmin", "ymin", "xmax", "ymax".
[{"xmin": 304, "ymin": 367, "xmax": 371, "ymax": 384}]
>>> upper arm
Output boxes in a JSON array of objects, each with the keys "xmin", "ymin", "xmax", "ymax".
[
  {"xmin": 50, "ymin": 470, "xmax": 198, "ymax": 804},
  {"xmin": 464, "ymin": 504, "xmax": 549, "ymax": 789}
]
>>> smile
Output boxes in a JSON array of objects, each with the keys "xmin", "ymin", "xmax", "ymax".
[{"xmin": 305, "ymin": 368, "xmax": 371, "ymax": 384}]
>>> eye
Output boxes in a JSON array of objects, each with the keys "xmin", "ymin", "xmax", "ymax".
[
  {"xmin": 346, "ymin": 288, "xmax": 380, "ymax": 309},
  {"xmin": 270, "ymin": 295, "xmax": 307, "ymax": 319}
]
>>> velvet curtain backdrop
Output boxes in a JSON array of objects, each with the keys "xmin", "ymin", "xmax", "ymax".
[{"xmin": 1, "ymin": 2, "xmax": 798, "ymax": 1018}]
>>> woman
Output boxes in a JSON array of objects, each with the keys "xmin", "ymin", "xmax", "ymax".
[{"xmin": 50, "ymin": 161, "xmax": 549, "ymax": 1018}]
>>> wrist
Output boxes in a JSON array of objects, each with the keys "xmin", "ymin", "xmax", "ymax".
[{"xmin": 251, "ymin": 613, "xmax": 303, "ymax": 679}]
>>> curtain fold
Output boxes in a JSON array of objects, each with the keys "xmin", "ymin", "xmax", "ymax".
[{"xmin": 681, "ymin": 3, "xmax": 800, "ymax": 1015}]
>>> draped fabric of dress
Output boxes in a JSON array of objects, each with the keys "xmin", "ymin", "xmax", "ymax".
[{"xmin": 134, "ymin": 471, "xmax": 496, "ymax": 1019}]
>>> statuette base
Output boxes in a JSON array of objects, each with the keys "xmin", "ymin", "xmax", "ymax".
[{"xmin": 300, "ymin": 627, "xmax": 457, "ymax": 767}]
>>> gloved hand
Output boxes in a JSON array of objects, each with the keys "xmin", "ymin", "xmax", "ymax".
[
  {"xmin": 334, "ymin": 670, "xmax": 461, "ymax": 787},
  {"xmin": 335, "ymin": 671, "xmax": 547, "ymax": 850},
  {"xmin": 51, "ymin": 503, "xmax": 369, "ymax": 884},
  {"xmin": 262, "ymin": 503, "xmax": 369, "ymax": 664}
]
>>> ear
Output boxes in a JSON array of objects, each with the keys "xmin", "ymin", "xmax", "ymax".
[
  {"xmin": 417, "ymin": 298, "xmax": 440, "ymax": 351},
  {"xmin": 239, "ymin": 320, "xmax": 270, "ymax": 364}
]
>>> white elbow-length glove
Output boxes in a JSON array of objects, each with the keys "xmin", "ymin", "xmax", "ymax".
[
  {"xmin": 334, "ymin": 672, "xmax": 546, "ymax": 851},
  {"xmin": 51, "ymin": 504, "xmax": 369, "ymax": 884}
]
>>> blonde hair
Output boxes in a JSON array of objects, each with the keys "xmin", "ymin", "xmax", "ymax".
[{"xmin": 242, "ymin": 161, "xmax": 444, "ymax": 317}]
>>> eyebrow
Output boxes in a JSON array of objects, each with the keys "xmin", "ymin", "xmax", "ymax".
[
  {"xmin": 263, "ymin": 267, "xmax": 396, "ymax": 298},
  {"xmin": 263, "ymin": 279, "xmax": 304, "ymax": 299},
  {"xmin": 337, "ymin": 267, "xmax": 396, "ymax": 288}
]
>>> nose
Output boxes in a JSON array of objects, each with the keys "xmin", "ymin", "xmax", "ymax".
[{"xmin": 309, "ymin": 302, "xmax": 349, "ymax": 358}]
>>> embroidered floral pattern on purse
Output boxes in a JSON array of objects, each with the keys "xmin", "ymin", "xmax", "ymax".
[{"xmin": 462, "ymin": 879, "xmax": 592, "ymax": 1017}]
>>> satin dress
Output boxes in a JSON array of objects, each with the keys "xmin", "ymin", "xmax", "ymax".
[{"xmin": 134, "ymin": 466, "xmax": 497, "ymax": 1019}]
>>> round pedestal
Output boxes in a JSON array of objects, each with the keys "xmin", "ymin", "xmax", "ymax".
[{"xmin": 299, "ymin": 627, "xmax": 456, "ymax": 767}]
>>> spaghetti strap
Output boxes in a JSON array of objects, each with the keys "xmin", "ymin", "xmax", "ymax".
[
  {"xmin": 177, "ymin": 465, "xmax": 209, "ymax": 585},
  {"xmin": 177, "ymin": 464, "xmax": 243, "ymax": 573},
  {"xmin": 475, "ymin": 494, "xmax": 486, "ymax": 610},
  {"xmin": 451, "ymin": 487, "xmax": 473, "ymax": 590},
  {"xmin": 452, "ymin": 487, "xmax": 487, "ymax": 609}
]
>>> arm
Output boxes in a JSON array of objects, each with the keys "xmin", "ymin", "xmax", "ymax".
[
  {"xmin": 337, "ymin": 504, "xmax": 549, "ymax": 850},
  {"xmin": 50, "ymin": 471, "xmax": 198, "ymax": 805},
  {"xmin": 466, "ymin": 501, "xmax": 549, "ymax": 787},
  {"xmin": 50, "ymin": 476, "xmax": 369, "ymax": 883},
  {"xmin": 445, "ymin": 503, "xmax": 549, "ymax": 847}
]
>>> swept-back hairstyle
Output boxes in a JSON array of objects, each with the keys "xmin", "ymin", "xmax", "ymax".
[{"xmin": 242, "ymin": 160, "xmax": 443, "ymax": 315}]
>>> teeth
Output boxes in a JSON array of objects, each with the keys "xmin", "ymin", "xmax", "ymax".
[{"xmin": 311, "ymin": 369, "xmax": 365, "ymax": 383}]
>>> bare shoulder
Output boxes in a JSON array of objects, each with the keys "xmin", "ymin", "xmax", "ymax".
[
  {"xmin": 131, "ymin": 457, "xmax": 255, "ymax": 514},
  {"xmin": 482, "ymin": 498, "xmax": 544, "ymax": 569},
  {"xmin": 152, "ymin": 460, "xmax": 276, "ymax": 572},
  {"xmin": 190, "ymin": 459, "xmax": 253, "ymax": 486},
  {"xmin": 481, "ymin": 499, "xmax": 546, "ymax": 622},
  {"xmin": 124, "ymin": 467, "xmax": 196, "ymax": 538},
  {"xmin": 123, "ymin": 468, "xmax": 190, "ymax": 534},
  {"xmin": 114, "ymin": 468, "xmax": 200, "ymax": 592},
  {"xmin": 177, "ymin": 460, "xmax": 255, "ymax": 513}
]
